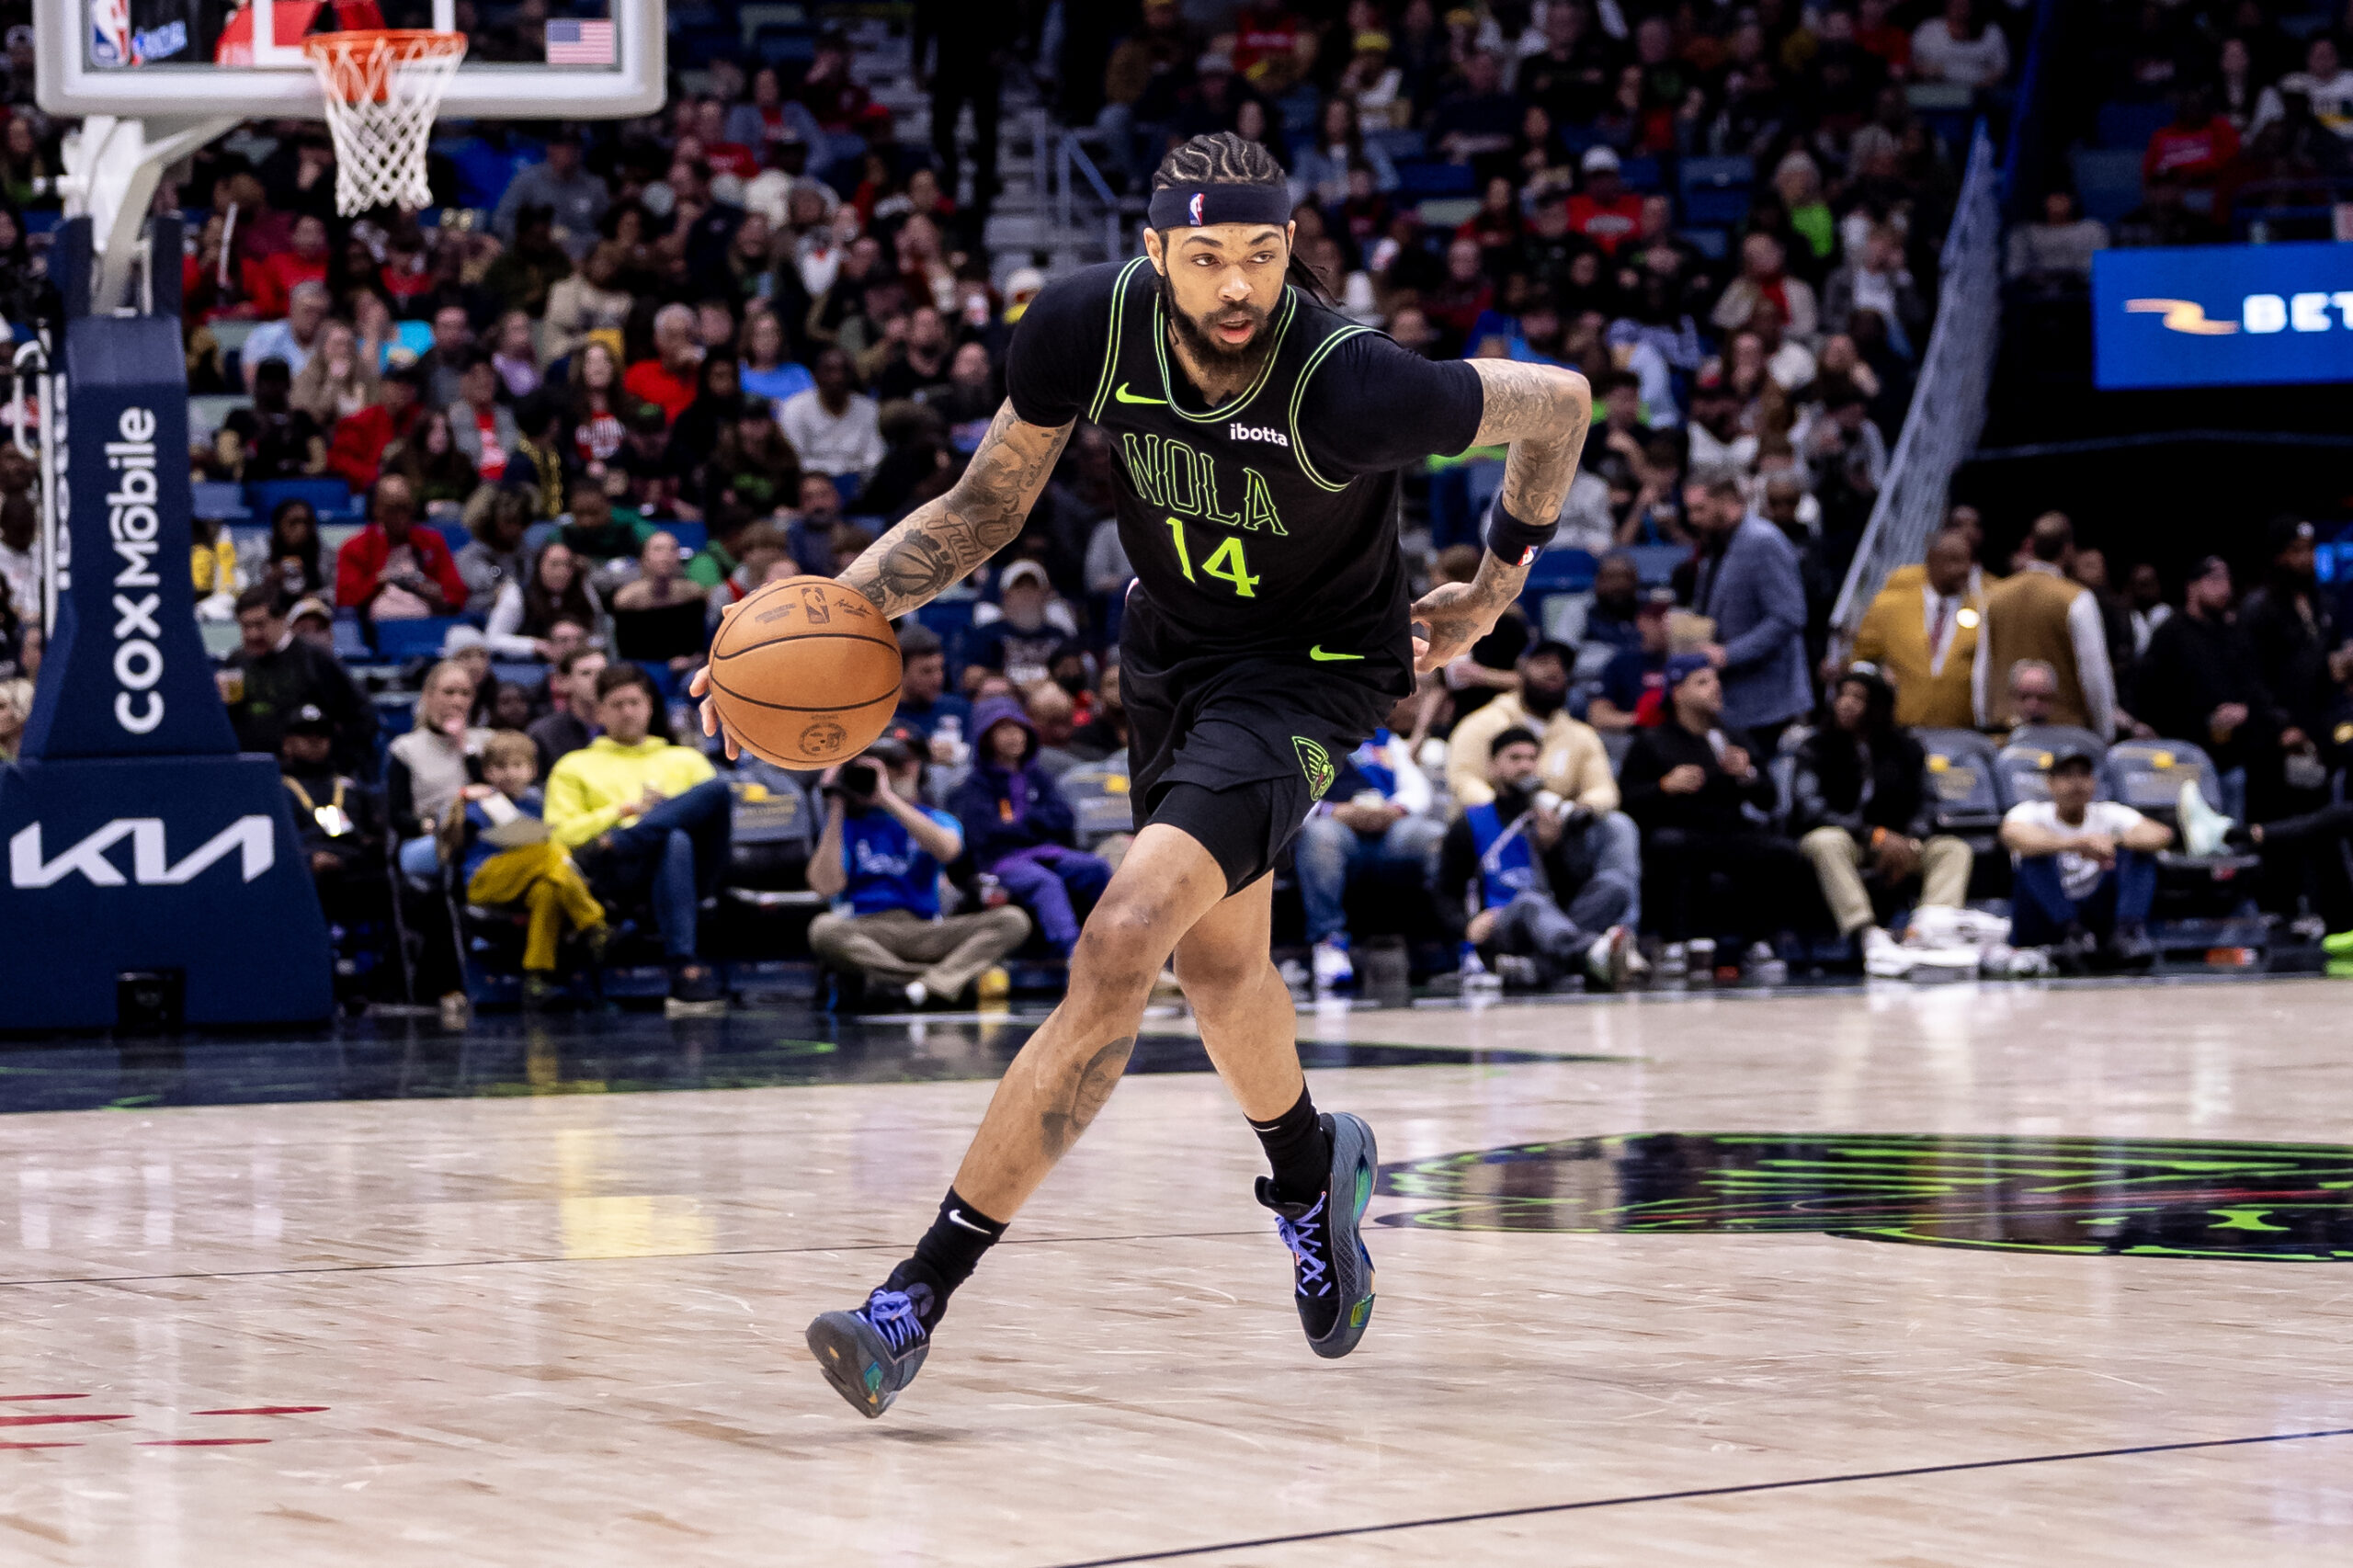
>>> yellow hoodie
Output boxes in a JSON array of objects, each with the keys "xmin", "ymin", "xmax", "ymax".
[{"xmin": 544, "ymin": 735, "xmax": 718, "ymax": 847}]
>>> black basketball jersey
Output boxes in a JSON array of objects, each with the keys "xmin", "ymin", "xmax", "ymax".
[{"xmin": 1006, "ymin": 258, "xmax": 1486, "ymax": 669}]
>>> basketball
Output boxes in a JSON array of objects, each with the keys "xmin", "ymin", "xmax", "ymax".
[{"xmin": 706, "ymin": 576, "xmax": 904, "ymax": 767}]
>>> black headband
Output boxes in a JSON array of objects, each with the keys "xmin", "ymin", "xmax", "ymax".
[{"xmin": 1147, "ymin": 183, "xmax": 1294, "ymax": 232}]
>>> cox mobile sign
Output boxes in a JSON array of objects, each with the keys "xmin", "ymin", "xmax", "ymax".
[{"xmin": 2093, "ymin": 243, "xmax": 2353, "ymax": 390}]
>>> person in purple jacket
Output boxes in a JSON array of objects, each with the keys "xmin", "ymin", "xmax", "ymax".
[{"xmin": 949, "ymin": 696, "xmax": 1112, "ymax": 958}]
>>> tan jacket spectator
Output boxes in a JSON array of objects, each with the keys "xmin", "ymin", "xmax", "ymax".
[
  {"xmin": 1972, "ymin": 515, "xmax": 2116, "ymax": 735},
  {"xmin": 1851, "ymin": 530, "xmax": 1986, "ymax": 730},
  {"xmin": 1447, "ymin": 654, "xmax": 1620, "ymax": 814},
  {"xmin": 542, "ymin": 244, "xmax": 635, "ymax": 365}
]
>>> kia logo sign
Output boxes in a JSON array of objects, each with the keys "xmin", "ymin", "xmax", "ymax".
[
  {"xmin": 8, "ymin": 817, "xmax": 275, "ymax": 888},
  {"xmin": 2094, "ymin": 243, "xmax": 2353, "ymax": 389}
]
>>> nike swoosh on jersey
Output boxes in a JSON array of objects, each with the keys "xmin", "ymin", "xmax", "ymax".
[
  {"xmin": 945, "ymin": 1209, "xmax": 992, "ymax": 1234},
  {"xmin": 1112, "ymin": 381, "xmax": 1165, "ymax": 404},
  {"xmin": 1309, "ymin": 646, "xmax": 1365, "ymax": 662}
]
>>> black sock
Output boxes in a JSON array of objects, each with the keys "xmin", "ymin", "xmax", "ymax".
[
  {"xmin": 1250, "ymin": 1086, "xmax": 1333, "ymax": 1205},
  {"xmin": 901, "ymin": 1187, "xmax": 1007, "ymax": 1327}
]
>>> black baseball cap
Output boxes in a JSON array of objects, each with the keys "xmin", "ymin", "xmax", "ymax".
[
  {"xmin": 2048, "ymin": 745, "xmax": 2098, "ymax": 775},
  {"xmin": 286, "ymin": 702, "xmax": 335, "ymax": 736}
]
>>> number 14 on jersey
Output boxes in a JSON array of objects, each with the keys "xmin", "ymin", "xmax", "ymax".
[{"xmin": 1164, "ymin": 517, "xmax": 1260, "ymax": 598}]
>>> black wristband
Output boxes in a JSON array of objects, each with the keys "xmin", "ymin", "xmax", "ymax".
[{"xmin": 1484, "ymin": 501, "xmax": 1552, "ymax": 568}]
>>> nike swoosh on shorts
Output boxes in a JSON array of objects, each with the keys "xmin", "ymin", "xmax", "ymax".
[{"xmin": 1309, "ymin": 646, "xmax": 1364, "ymax": 662}]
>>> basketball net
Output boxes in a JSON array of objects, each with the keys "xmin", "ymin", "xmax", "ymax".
[{"xmin": 301, "ymin": 29, "xmax": 467, "ymax": 215}]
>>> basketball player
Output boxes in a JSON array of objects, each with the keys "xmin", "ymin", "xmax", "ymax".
[{"xmin": 690, "ymin": 134, "xmax": 1591, "ymax": 1417}]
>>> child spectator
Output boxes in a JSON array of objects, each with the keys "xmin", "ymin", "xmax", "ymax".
[
  {"xmin": 950, "ymin": 697, "xmax": 1111, "ymax": 960},
  {"xmin": 444, "ymin": 730, "xmax": 608, "ymax": 1006}
]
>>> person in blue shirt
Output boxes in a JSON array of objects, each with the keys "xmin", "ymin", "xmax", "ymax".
[
  {"xmin": 807, "ymin": 734, "xmax": 1031, "ymax": 1008},
  {"xmin": 1435, "ymin": 725, "xmax": 1641, "ymax": 990}
]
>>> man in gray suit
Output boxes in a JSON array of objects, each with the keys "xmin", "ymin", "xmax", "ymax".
[{"xmin": 1685, "ymin": 473, "xmax": 1812, "ymax": 756}]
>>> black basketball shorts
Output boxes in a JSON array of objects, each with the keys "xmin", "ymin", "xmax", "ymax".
[{"xmin": 1120, "ymin": 632, "xmax": 1406, "ymax": 897}]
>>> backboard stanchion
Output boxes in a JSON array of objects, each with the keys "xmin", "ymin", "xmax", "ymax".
[{"xmin": 60, "ymin": 116, "xmax": 240, "ymax": 313}]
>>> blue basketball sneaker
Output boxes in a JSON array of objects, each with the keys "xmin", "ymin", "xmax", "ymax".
[
  {"xmin": 1254, "ymin": 1110, "xmax": 1378, "ymax": 1358},
  {"xmin": 806, "ymin": 1276, "xmax": 936, "ymax": 1418}
]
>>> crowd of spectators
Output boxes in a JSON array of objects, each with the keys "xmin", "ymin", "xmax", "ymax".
[
  {"xmin": 2004, "ymin": 0, "xmax": 2353, "ymax": 278},
  {"xmin": 2, "ymin": 3, "xmax": 2349, "ymax": 1009}
]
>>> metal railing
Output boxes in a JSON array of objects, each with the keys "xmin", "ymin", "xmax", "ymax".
[
  {"xmin": 1829, "ymin": 121, "xmax": 2003, "ymax": 642},
  {"xmin": 1031, "ymin": 115, "xmax": 1125, "ymax": 263}
]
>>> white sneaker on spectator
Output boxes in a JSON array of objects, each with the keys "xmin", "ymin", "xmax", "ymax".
[
  {"xmin": 1495, "ymin": 954, "xmax": 1542, "ymax": 990},
  {"xmin": 1862, "ymin": 926, "xmax": 1914, "ymax": 979},
  {"xmin": 2178, "ymin": 780, "xmax": 2235, "ymax": 858},
  {"xmin": 1743, "ymin": 940, "xmax": 1787, "ymax": 985},
  {"xmin": 904, "ymin": 981, "xmax": 929, "ymax": 1009},
  {"xmin": 1584, "ymin": 926, "xmax": 1632, "ymax": 990},
  {"xmin": 1906, "ymin": 945, "xmax": 1982, "ymax": 974},
  {"xmin": 2003, "ymin": 947, "xmax": 2057, "ymax": 979},
  {"xmin": 1657, "ymin": 942, "xmax": 1689, "ymax": 979},
  {"xmin": 1312, "ymin": 937, "xmax": 1355, "ymax": 991}
]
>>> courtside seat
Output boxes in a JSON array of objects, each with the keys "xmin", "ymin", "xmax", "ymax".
[
  {"xmin": 1995, "ymin": 743, "xmax": 2105, "ymax": 808},
  {"xmin": 1059, "ymin": 757, "xmax": 1136, "ymax": 850},
  {"xmin": 1920, "ymin": 727, "xmax": 2007, "ymax": 896},
  {"xmin": 2102, "ymin": 741, "xmax": 2262, "ymax": 906}
]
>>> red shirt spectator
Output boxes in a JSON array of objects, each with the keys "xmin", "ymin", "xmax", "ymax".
[
  {"xmin": 2143, "ymin": 95, "xmax": 2241, "ymax": 186},
  {"xmin": 624, "ymin": 358, "xmax": 698, "ymax": 423},
  {"xmin": 796, "ymin": 36, "xmax": 872, "ymax": 131},
  {"xmin": 1565, "ymin": 147, "xmax": 1645, "ymax": 254},
  {"xmin": 624, "ymin": 302, "xmax": 706, "ymax": 424},
  {"xmin": 335, "ymin": 477, "xmax": 469, "ymax": 615},
  {"xmin": 1855, "ymin": 0, "xmax": 1913, "ymax": 73},
  {"xmin": 325, "ymin": 375, "xmax": 425, "ymax": 491},
  {"xmin": 1233, "ymin": 5, "xmax": 1306, "ymax": 83}
]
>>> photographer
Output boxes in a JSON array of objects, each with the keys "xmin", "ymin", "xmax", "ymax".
[
  {"xmin": 1436, "ymin": 727, "xmax": 1643, "ymax": 991},
  {"xmin": 807, "ymin": 735, "xmax": 1032, "ymax": 1009}
]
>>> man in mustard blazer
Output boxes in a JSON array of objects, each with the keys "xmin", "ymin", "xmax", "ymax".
[{"xmin": 1852, "ymin": 529, "xmax": 1985, "ymax": 730}]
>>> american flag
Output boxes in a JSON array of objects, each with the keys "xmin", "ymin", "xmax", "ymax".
[{"xmin": 546, "ymin": 18, "xmax": 617, "ymax": 65}]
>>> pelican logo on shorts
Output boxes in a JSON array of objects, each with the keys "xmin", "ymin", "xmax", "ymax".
[
  {"xmin": 1291, "ymin": 736, "xmax": 1334, "ymax": 800},
  {"xmin": 799, "ymin": 720, "xmax": 849, "ymax": 758},
  {"xmin": 1227, "ymin": 423, "xmax": 1290, "ymax": 449}
]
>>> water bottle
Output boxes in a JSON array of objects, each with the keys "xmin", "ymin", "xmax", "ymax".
[{"xmin": 935, "ymin": 713, "xmax": 969, "ymax": 767}]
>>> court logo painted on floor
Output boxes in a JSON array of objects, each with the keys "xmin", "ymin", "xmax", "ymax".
[{"xmin": 1377, "ymin": 1133, "xmax": 2353, "ymax": 1261}]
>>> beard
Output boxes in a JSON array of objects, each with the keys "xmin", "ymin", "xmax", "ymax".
[{"xmin": 1158, "ymin": 266, "xmax": 1277, "ymax": 381}]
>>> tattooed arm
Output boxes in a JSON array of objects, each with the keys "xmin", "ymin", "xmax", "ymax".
[
  {"xmin": 835, "ymin": 402, "xmax": 1074, "ymax": 618},
  {"xmin": 1408, "ymin": 359, "xmax": 1592, "ymax": 674},
  {"xmin": 692, "ymin": 399, "xmax": 1072, "ymax": 754}
]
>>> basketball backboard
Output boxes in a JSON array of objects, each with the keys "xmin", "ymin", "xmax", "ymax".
[{"xmin": 37, "ymin": 0, "xmax": 665, "ymax": 121}]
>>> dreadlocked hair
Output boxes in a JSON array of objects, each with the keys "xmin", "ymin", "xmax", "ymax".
[{"xmin": 1150, "ymin": 131, "xmax": 1329, "ymax": 302}]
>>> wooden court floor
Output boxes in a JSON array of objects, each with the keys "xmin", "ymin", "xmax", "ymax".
[{"xmin": 3, "ymin": 979, "xmax": 2351, "ymax": 1564}]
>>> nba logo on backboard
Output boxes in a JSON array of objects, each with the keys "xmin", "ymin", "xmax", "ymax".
[
  {"xmin": 91, "ymin": 0, "xmax": 131, "ymax": 65},
  {"xmin": 1188, "ymin": 193, "xmax": 1204, "ymax": 226}
]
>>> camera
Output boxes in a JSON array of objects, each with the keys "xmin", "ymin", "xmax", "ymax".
[{"xmin": 828, "ymin": 761, "xmax": 880, "ymax": 803}]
